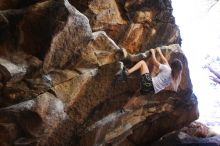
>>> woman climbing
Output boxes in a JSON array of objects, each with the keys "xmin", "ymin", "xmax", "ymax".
[{"xmin": 116, "ymin": 47, "xmax": 183, "ymax": 94}]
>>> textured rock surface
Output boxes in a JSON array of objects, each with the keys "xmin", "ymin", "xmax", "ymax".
[
  {"xmin": 43, "ymin": 0, "xmax": 93, "ymax": 72},
  {"xmin": 0, "ymin": 0, "xmax": 68, "ymax": 59},
  {"xmin": 83, "ymin": 0, "xmax": 181, "ymax": 53},
  {"xmin": 80, "ymin": 91, "xmax": 198, "ymax": 146},
  {"xmin": 181, "ymin": 121, "xmax": 218, "ymax": 138},
  {"xmin": 0, "ymin": 0, "xmax": 200, "ymax": 146},
  {"xmin": 151, "ymin": 131, "xmax": 220, "ymax": 146},
  {"xmin": 0, "ymin": 92, "xmax": 67, "ymax": 146}
]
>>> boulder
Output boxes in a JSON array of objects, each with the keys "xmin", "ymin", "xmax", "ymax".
[
  {"xmin": 0, "ymin": 92, "xmax": 67, "ymax": 146},
  {"xmin": 181, "ymin": 121, "xmax": 218, "ymax": 138},
  {"xmin": 0, "ymin": 0, "xmax": 69, "ymax": 60},
  {"xmin": 82, "ymin": 0, "xmax": 181, "ymax": 51},
  {"xmin": 43, "ymin": 0, "xmax": 93, "ymax": 72},
  {"xmin": 86, "ymin": 0, "xmax": 127, "ymax": 30},
  {"xmin": 0, "ymin": 0, "xmax": 199, "ymax": 146},
  {"xmin": 151, "ymin": 131, "xmax": 220, "ymax": 146},
  {"xmin": 0, "ymin": 53, "xmax": 44, "ymax": 107},
  {"xmin": 84, "ymin": 0, "xmax": 128, "ymax": 42},
  {"xmin": 32, "ymin": 44, "xmax": 198, "ymax": 146},
  {"xmin": 75, "ymin": 31, "xmax": 125, "ymax": 68},
  {"xmin": 80, "ymin": 92, "xmax": 198, "ymax": 146}
]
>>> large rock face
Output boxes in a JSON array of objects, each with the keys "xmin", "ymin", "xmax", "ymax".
[
  {"xmin": 0, "ymin": 0, "xmax": 69, "ymax": 60},
  {"xmin": 0, "ymin": 0, "xmax": 199, "ymax": 146},
  {"xmin": 83, "ymin": 0, "xmax": 181, "ymax": 53}
]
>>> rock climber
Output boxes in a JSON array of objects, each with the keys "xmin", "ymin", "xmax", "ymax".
[{"xmin": 116, "ymin": 47, "xmax": 183, "ymax": 94}]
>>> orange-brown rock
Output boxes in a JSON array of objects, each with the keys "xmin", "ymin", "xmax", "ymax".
[
  {"xmin": 119, "ymin": 23, "xmax": 145, "ymax": 53},
  {"xmin": 84, "ymin": 0, "xmax": 128, "ymax": 42},
  {"xmin": 87, "ymin": 0, "xmax": 127, "ymax": 28},
  {"xmin": 133, "ymin": 10, "xmax": 155, "ymax": 23},
  {"xmin": 82, "ymin": 0, "xmax": 180, "ymax": 53}
]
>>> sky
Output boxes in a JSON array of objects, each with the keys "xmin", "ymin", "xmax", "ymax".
[{"xmin": 172, "ymin": 0, "xmax": 220, "ymax": 133}]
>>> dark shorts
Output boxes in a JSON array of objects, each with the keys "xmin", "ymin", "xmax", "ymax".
[{"xmin": 140, "ymin": 73, "xmax": 155, "ymax": 95}]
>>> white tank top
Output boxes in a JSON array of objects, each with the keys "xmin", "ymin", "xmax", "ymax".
[{"xmin": 152, "ymin": 64, "xmax": 172, "ymax": 93}]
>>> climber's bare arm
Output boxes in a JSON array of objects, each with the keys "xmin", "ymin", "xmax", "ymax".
[
  {"xmin": 156, "ymin": 47, "xmax": 168, "ymax": 65},
  {"xmin": 150, "ymin": 49, "xmax": 160, "ymax": 69}
]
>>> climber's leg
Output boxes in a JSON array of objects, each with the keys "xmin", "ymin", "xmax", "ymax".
[{"xmin": 127, "ymin": 60, "xmax": 149, "ymax": 75}]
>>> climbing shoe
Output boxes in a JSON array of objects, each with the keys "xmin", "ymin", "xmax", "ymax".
[{"xmin": 115, "ymin": 66, "xmax": 128, "ymax": 82}]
